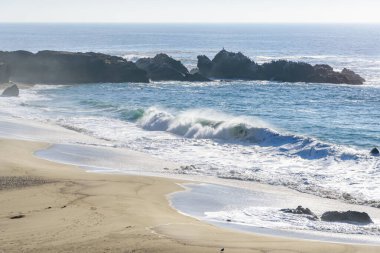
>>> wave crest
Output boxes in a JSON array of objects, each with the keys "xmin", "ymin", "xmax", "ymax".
[
  {"xmin": 136, "ymin": 107, "xmax": 358, "ymax": 160},
  {"xmin": 138, "ymin": 107, "xmax": 274, "ymax": 141}
]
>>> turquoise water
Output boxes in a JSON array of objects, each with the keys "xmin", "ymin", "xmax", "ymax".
[
  {"xmin": 33, "ymin": 81, "xmax": 380, "ymax": 149},
  {"xmin": 0, "ymin": 24, "xmax": 379, "ymax": 207}
]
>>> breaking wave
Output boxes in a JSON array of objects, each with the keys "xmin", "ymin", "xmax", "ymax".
[{"xmin": 135, "ymin": 107, "xmax": 360, "ymax": 160}]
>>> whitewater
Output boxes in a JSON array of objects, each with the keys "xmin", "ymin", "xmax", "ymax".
[
  {"xmin": 1, "ymin": 23, "xmax": 380, "ymax": 241},
  {"xmin": 1, "ymin": 82, "xmax": 379, "ymax": 209}
]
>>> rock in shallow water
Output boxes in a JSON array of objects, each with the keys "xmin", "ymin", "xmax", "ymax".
[
  {"xmin": 321, "ymin": 211, "xmax": 373, "ymax": 224},
  {"xmin": 1, "ymin": 84, "xmax": 19, "ymax": 97},
  {"xmin": 0, "ymin": 50, "xmax": 149, "ymax": 84},
  {"xmin": 136, "ymin": 53, "xmax": 209, "ymax": 82},
  {"xmin": 184, "ymin": 72, "xmax": 210, "ymax": 82},
  {"xmin": 280, "ymin": 206, "xmax": 318, "ymax": 221},
  {"xmin": 136, "ymin": 53, "xmax": 188, "ymax": 81},
  {"xmin": 197, "ymin": 49, "xmax": 365, "ymax": 85},
  {"xmin": 0, "ymin": 49, "xmax": 365, "ymax": 85},
  {"xmin": 370, "ymin": 147, "xmax": 379, "ymax": 155}
]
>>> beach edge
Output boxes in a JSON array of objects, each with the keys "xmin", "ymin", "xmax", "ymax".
[{"xmin": 0, "ymin": 138, "xmax": 378, "ymax": 252}]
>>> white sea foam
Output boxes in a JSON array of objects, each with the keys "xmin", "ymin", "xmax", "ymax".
[
  {"xmin": 1, "ymin": 82, "xmax": 380, "ymax": 243},
  {"xmin": 205, "ymin": 206, "xmax": 380, "ymax": 236},
  {"xmin": 169, "ymin": 183, "xmax": 380, "ymax": 244},
  {"xmin": 1, "ymin": 84, "xmax": 379, "ymax": 209},
  {"xmin": 122, "ymin": 53, "xmax": 151, "ymax": 62},
  {"xmin": 137, "ymin": 107, "xmax": 361, "ymax": 160},
  {"xmin": 42, "ymin": 105, "xmax": 379, "ymax": 208}
]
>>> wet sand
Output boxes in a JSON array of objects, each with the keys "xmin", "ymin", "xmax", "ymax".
[{"xmin": 0, "ymin": 138, "xmax": 378, "ymax": 252}]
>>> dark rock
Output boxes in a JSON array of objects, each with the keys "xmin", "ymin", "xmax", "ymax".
[
  {"xmin": 10, "ymin": 214, "xmax": 25, "ymax": 219},
  {"xmin": 309, "ymin": 66, "xmax": 365, "ymax": 85},
  {"xmin": 341, "ymin": 68, "xmax": 366, "ymax": 85},
  {"xmin": 136, "ymin": 53, "xmax": 189, "ymax": 81},
  {"xmin": 1, "ymin": 84, "xmax": 19, "ymax": 97},
  {"xmin": 198, "ymin": 49, "xmax": 261, "ymax": 80},
  {"xmin": 197, "ymin": 49, "xmax": 365, "ymax": 85},
  {"xmin": 0, "ymin": 50, "xmax": 149, "ymax": 84},
  {"xmin": 0, "ymin": 62, "xmax": 10, "ymax": 83},
  {"xmin": 197, "ymin": 55, "xmax": 213, "ymax": 76},
  {"xmin": 184, "ymin": 72, "xmax": 210, "ymax": 82},
  {"xmin": 135, "ymin": 53, "xmax": 210, "ymax": 82},
  {"xmin": 262, "ymin": 60, "xmax": 314, "ymax": 82},
  {"xmin": 370, "ymin": 147, "xmax": 379, "ymax": 155},
  {"xmin": 321, "ymin": 211, "xmax": 373, "ymax": 224},
  {"xmin": 280, "ymin": 206, "xmax": 318, "ymax": 220},
  {"xmin": 0, "ymin": 49, "xmax": 365, "ymax": 85},
  {"xmin": 189, "ymin": 68, "xmax": 200, "ymax": 74}
]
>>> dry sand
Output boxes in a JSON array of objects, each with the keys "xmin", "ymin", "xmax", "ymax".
[{"xmin": 0, "ymin": 138, "xmax": 378, "ymax": 252}]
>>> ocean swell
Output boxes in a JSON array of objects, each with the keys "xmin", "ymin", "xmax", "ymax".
[{"xmin": 136, "ymin": 107, "xmax": 359, "ymax": 161}]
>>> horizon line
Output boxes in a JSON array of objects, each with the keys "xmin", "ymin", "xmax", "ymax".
[{"xmin": 1, "ymin": 21, "xmax": 380, "ymax": 25}]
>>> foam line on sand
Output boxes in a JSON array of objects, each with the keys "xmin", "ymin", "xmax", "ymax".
[{"xmin": 0, "ymin": 138, "xmax": 378, "ymax": 252}]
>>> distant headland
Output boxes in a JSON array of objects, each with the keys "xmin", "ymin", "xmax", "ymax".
[{"xmin": 0, "ymin": 49, "xmax": 365, "ymax": 85}]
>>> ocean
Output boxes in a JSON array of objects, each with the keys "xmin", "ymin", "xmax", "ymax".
[{"xmin": 1, "ymin": 23, "xmax": 380, "ymax": 241}]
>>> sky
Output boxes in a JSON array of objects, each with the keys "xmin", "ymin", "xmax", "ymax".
[{"xmin": 0, "ymin": 0, "xmax": 380, "ymax": 23}]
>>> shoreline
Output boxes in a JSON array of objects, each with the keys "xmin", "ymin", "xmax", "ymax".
[
  {"xmin": 0, "ymin": 138, "xmax": 379, "ymax": 252},
  {"xmin": 31, "ymin": 141, "xmax": 380, "ymax": 245},
  {"xmin": 170, "ymin": 183, "xmax": 380, "ymax": 246},
  {"xmin": 0, "ymin": 116, "xmax": 379, "ymax": 247}
]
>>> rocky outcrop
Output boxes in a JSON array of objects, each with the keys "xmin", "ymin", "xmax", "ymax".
[
  {"xmin": 280, "ymin": 206, "xmax": 318, "ymax": 220},
  {"xmin": 1, "ymin": 84, "xmax": 19, "ymax": 97},
  {"xmin": 281, "ymin": 207, "xmax": 374, "ymax": 225},
  {"xmin": 136, "ymin": 54, "xmax": 209, "ymax": 82},
  {"xmin": 321, "ymin": 211, "xmax": 373, "ymax": 224},
  {"xmin": 184, "ymin": 72, "xmax": 209, "ymax": 82},
  {"xmin": 197, "ymin": 49, "xmax": 365, "ymax": 85},
  {"xmin": 197, "ymin": 50, "xmax": 261, "ymax": 80},
  {"xmin": 0, "ymin": 63, "xmax": 10, "ymax": 83},
  {"xmin": 0, "ymin": 49, "xmax": 365, "ymax": 85},
  {"xmin": 0, "ymin": 50, "xmax": 149, "ymax": 84}
]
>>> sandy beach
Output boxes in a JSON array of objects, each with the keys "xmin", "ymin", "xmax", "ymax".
[
  {"xmin": 1, "ymin": 7, "xmax": 380, "ymax": 252},
  {"xmin": 0, "ymin": 138, "xmax": 377, "ymax": 253}
]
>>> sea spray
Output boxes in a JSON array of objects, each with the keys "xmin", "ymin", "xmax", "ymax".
[{"xmin": 136, "ymin": 107, "xmax": 360, "ymax": 160}]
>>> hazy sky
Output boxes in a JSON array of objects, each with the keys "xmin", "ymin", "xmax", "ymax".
[{"xmin": 1, "ymin": 0, "xmax": 380, "ymax": 23}]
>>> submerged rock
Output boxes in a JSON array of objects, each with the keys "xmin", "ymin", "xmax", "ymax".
[
  {"xmin": 321, "ymin": 211, "xmax": 373, "ymax": 224},
  {"xmin": 1, "ymin": 84, "xmax": 19, "ymax": 97},
  {"xmin": 136, "ymin": 53, "xmax": 209, "ymax": 82},
  {"xmin": 197, "ymin": 49, "xmax": 365, "ymax": 85},
  {"xmin": 0, "ymin": 62, "xmax": 10, "ymax": 83},
  {"xmin": 0, "ymin": 50, "xmax": 149, "ymax": 84},
  {"xmin": 370, "ymin": 147, "xmax": 379, "ymax": 155},
  {"xmin": 280, "ymin": 206, "xmax": 318, "ymax": 220}
]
